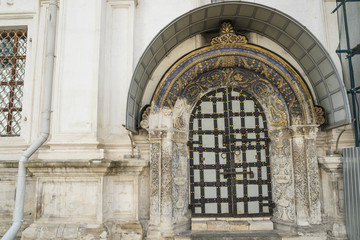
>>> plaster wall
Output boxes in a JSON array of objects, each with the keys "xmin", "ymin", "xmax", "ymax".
[{"xmin": 133, "ymin": 0, "xmax": 342, "ymax": 74}]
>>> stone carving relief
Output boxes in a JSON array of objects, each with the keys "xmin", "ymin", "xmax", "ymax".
[
  {"xmin": 140, "ymin": 105, "xmax": 151, "ymax": 129},
  {"xmin": 149, "ymin": 141, "xmax": 161, "ymax": 227},
  {"xmin": 291, "ymin": 127, "xmax": 311, "ymax": 225},
  {"xmin": 172, "ymin": 143, "xmax": 189, "ymax": 225},
  {"xmin": 304, "ymin": 126, "xmax": 321, "ymax": 224},
  {"xmin": 154, "ymin": 57, "xmax": 308, "ymax": 124},
  {"xmin": 144, "ymin": 23, "xmax": 323, "ymax": 238},
  {"xmin": 178, "ymin": 67, "xmax": 290, "ymax": 127},
  {"xmin": 267, "ymin": 94, "xmax": 288, "ymax": 127},
  {"xmin": 172, "ymin": 99, "xmax": 192, "ymax": 131},
  {"xmin": 160, "ymin": 136, "xmax": 173, "ymax": 229},
  {"xmin": 152, "ymin": 23, "xmax": 316, "ymax": 125},
  {"xmin": 269, "ymin": 129, "xmax": 295, "ymax": 222},
  {"xmin": 315, "ymin": 105, "xmax": 326, "ymax": 125}
]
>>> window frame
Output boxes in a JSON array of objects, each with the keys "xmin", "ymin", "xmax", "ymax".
[{"xmin": 0, "ymin": 18, "xmax": 38, "ymax": 154}]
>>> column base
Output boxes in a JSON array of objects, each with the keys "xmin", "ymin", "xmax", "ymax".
[
  {"xmin": 104, "ymin": 221, "xmax": 143, "ymax": 240},
  {"xmin": 146, "ymin": 225, "xmax": 175, "ymax": 240}
]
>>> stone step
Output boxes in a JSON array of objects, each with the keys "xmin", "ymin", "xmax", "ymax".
[
  {"xmin": 191, "ymin": 219, "xmax": 273, "ymax": 231},
  {"xmin": 189, "ymin": 232, "xmax": 282, "ymax": 240}
]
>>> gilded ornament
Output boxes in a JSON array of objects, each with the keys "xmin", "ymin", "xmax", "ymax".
[
  {"xmin": 211, "ymin": 22, "xmax": 247, "ymax": 45},
  {"xmin": 140, "ymin": 105, "xmax": 151, "ymax": 129},
  {"xmin": 152, "ymin": 37, "xmax": 316, "ymax": 126},
  {"xmin": 315, "ymin": 105, "xmax": 325, "ymax": 125},
  {"xmin": 268, "ymin": 94, "xmax": 287, "ymax": 127}
]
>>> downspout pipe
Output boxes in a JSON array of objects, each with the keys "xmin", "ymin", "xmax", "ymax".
[{"xmin": 2, "ymin": 0, "xmax": 58, "ymax": 239}]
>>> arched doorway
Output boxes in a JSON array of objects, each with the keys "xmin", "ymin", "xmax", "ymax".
[
  {"xmin": 189, "ymin": 87, "xmax": 272, "ymax": 217},
  {"xmin": 141, "ymin": 23, "xmax": 324, "ymax": 239}
]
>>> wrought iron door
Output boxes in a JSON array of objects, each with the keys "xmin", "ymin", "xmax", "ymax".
[{"xmin": 189, "ymin": 87, "xmax": 273, "ymax": 217}]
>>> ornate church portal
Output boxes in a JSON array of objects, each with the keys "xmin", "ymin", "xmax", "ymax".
[
  {"xmin": 141, "ymin": 23, "xmax": 325, "ymax": 238},
  {"xmin": 189, "ymin": 88, "xmax": 272, "ymax": 217}
]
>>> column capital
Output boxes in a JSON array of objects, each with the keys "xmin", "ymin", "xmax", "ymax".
[
  {"xmin": 289, "ymin": 125, "xmax": 319, "ymax": 138},
  {"xmin": 268, "ymin": 127, "xmax": 292, "ymax": 140},
  {"xmin": 318, "ymin": 155, "xmax": 343, "ymax": 172}
]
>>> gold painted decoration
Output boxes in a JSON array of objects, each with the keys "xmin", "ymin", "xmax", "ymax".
[
  {"xmin": 181, "ymin": 67, "xmax": 289, "ymax": 126},
  {"xmin": 140, "ymin": 105, "xmax": 151, "ymax": 129},
  {"xmin": 315, "ymin": 106, "xmax": 326, "ymax": 125},
  {"xmin": 211, "ymin": 22, "xmax": 247, "ymax": 45},
  {"xmin": 152, "ymin": 23, "xmax": 317, "ymax": 125},
  {"xmin": 268, "ymin": 95, "xmax": 288, "ymax": 127}
]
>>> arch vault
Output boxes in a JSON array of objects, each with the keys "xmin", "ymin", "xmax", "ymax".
[{"xmin": 126, "ymin": 1, "xmax": 350, "ymax": 133}]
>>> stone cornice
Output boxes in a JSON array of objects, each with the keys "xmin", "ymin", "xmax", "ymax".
[{"xmin": 24, "ymin": 159, "xmax": 149, "ymax": 177}]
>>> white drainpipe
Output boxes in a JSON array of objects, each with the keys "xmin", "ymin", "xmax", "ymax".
[{"xmin": 2, "ymin": 0, "xmax": 58, "ymax": 239}]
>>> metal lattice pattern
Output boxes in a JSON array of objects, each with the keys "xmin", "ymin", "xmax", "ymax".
[
  {"xmin": 189, "ymin": 87, "xmax": 272, "ymax": 217},
  {"xmin": 0, "ymin": 30, "xmax": 27, "ymax": 136}
]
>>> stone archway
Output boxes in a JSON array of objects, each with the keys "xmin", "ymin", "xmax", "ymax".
[{"xmin": 140, "ymin": 23, "xmax": 324, "ymax": 239}]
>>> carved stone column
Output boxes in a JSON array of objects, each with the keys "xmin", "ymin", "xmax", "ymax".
[
  {"xmin": 172, "ymin": 130, "xmax": 191, "ymax": 232},
  {"xmin": 147, "ymin": 129, "xmax": 190, "ymax": 239},
  {"xmin": 290, "ymin": 125, "xmax": 322, "ymax": 226},
  {"xmin": 269, "ymin": 127, "xmax": 296, "ymax": 224},
  {"xmin": 304, "ymin": 126, "xmax": 322, "ymax": 224},
  {"xmin": 160, "ymin": 130, "xmax": 174, "ymax": 235},
  {"xmin": 147, "ymin": 130, "xmax": 170, "ymax": 239},
  {"xmin": 291, "ymin": 126, "xmax": 311, "ymax": 226}
]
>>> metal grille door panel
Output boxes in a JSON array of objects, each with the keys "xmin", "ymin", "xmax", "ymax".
[{"xmin": 189, "ymin": 88, "xmax": 272, "ymax": 217}]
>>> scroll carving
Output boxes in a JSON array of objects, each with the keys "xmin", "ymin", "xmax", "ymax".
[
  {"xmin": 140, "ymin": 105, "xmax": 151, "ymax": 129},
  {"xmin": 315, "ymin": 105, "xmax": 325, "ymax": 125}
]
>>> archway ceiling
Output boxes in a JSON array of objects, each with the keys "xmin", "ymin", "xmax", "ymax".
[{"xmin": 126, "ymin": 1, "xmax": 350, "ymax": 133}]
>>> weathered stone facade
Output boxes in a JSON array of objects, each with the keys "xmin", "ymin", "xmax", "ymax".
[
  {"xmin": 137, "ymin": 24, "xmax": 348, "ymax": 239},
  {"xmin": 0, "ymin": 1, "xmax": 353, "ymax": 240}
]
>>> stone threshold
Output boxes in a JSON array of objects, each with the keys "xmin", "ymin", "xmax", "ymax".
[
  {"xmin": 175, "ymin": 231, "xmax": 327, "ymax": 240},
  {"xmin": 191, "ymin": 217, "xmax": 273, "ymax": 231},
  {"xmin": 177, "ymin": 231, "xmax": 282, "ymax": 240}
]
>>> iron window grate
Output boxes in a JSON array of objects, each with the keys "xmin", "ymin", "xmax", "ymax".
[{"xmin": 0, "ymin": 29, "xmax": 27, "ymax": 136}]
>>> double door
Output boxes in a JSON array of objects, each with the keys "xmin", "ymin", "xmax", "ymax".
[{"xmin": 189, "ymin": 87, "xmax": 273, "ymax": 217}]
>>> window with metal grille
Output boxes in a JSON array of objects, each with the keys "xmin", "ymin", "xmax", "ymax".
[{"xmin": 0, "ymin": 29, "xmax": 27, "ymax": 136}]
